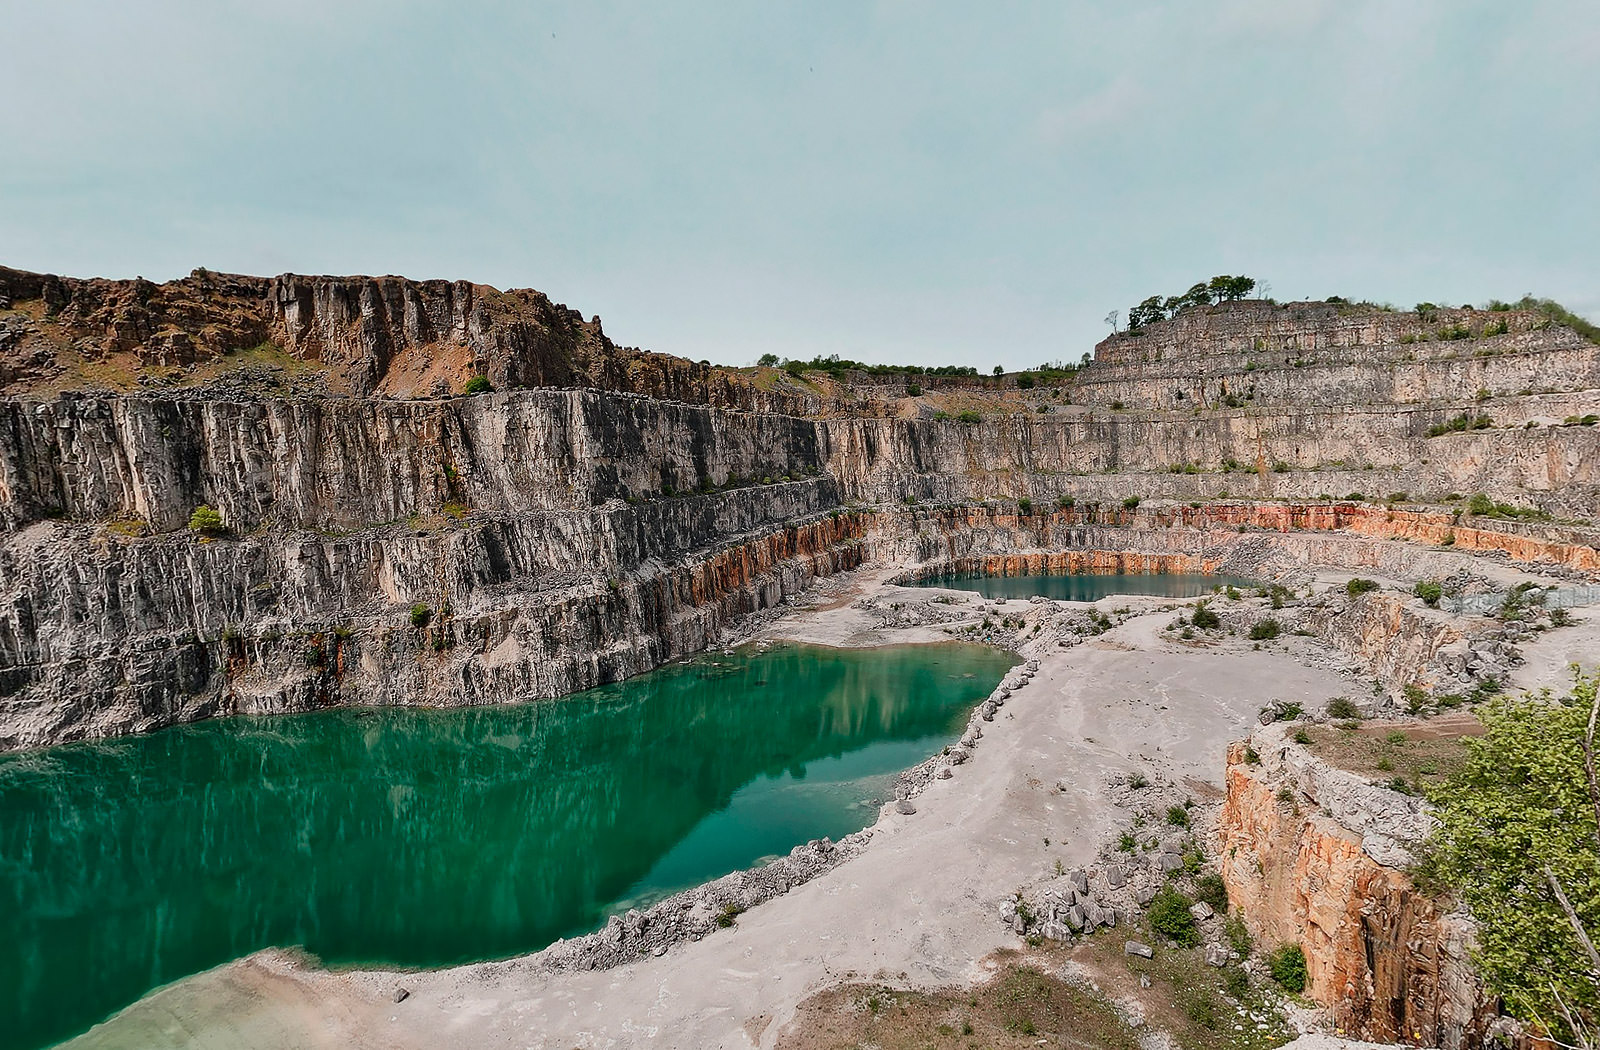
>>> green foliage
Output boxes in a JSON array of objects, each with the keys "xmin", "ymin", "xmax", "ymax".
[
  {"xmin": 1427, "ymin": 413, "xmax": 1492, "ymax": 437},
  {"xmin": 187, "ymin": 504, "xmax": 225, "ymax": 535},
  {"xmin": 1464, "ymin": 492, "xmax": 1551, "ymax": 521},
  {"xmin": 1326, "ymin": 697, "xmax": 1360, "ymax": 719},
  {"xmin": 1122, "ymin": 496, "xmax": 1141, "ymax": 509},
  {"xmin": 1190, "ymin": 601, "xmax": 1220, "ymax": 630},
  {"xmin": 1166, "ymin": 805, "xmax": 1190, "ymax": 828},
  {"xmin": 1016, "ymin": 373, "xmax": 1035, "ymax": 389},
  {"xmin": 1056, "ymin": 494, "xmax": 1075, "ymax": 510},
  {"xmin": 1268, "ymin": 945, "xmax": 1308, "ymax": 993},
  {"xmin": 1125, "ymin": 276, "xmax": 1256, "ymax": 331},
  {"xmin": 1194, "ymin": 873, "xmax": 1229, "ymax": 913},
  {"xmin": 1346, "ymin": 578, "xmax": 1380, "ymax": 597},
  {"xmin": 409, "ymin": 603, "xmax": 433, "ymax": 629},
  {"xmin": 1247, "ymin": 619, "xmax": 1280, "ymax": 641},
  {"xmin": 1413, "ymin": 580, "xmax": 1443, "ymax": 607},
  {"xmin": 776, "ymin": 353, "xmax": 979, "ymax": 379},
  {"xmin": 1148, "ymin": 888, "xmax": 1201, "ymax": 947},
  {"xmin": 957, "ymin": 410, "xmax": 982, "ymax": 424},
  {"xmin": 1016, "ymin": 497, "xmax": 1032, "ymax": 515},
  {"xmin": 756, "ymin": 352, "xmax": 780, "ymax": 367},
  {"xmin": 1421, "ymin": 672, "xmax": 1600, "ymax": 1035},
  {"xmin": 1510, "ymin": 294, "xmax": 1600, "ymax": 344},
  {"xmin": 715, "ymin": 902, "xmax": 745, "ymax": 928},
  {"xmin": 463, "ymin": 375, "xmax": 494, "ymax": 394},
  {"xmin": 904, "ymin": 383, "xmax": 921, "ymax": 397}
]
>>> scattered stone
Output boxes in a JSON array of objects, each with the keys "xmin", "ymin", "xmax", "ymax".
[
  {"xmin": 937, "ymin": 767, "xmax": 953, "ymax": 779},
  {"xmin": 999, "ymin": 900, "xmax": 1017, "ymax": 924},
  {"xmin": 393, "ymin": 987, "xmax": 410, "ymax": 1003},
  {"xmin": 1135, "ymin": 883, "xmax": 1158, "ymax": 905},
  {"xmin": 1139, "ymin": 975, "xmax": 1151, "ymax": 989},
  {"xmin": 1068, "ymin": 869, "xmax": 1090, "ymax": 895},
  {"xmin": 1204, "ymin": 944, "xmax": 1230, "ymax": 967},
  {"xmin": 895, "ymin": 799, "xmax": 917, "ymax": 815},
  {"xmin": 1066, "ymin": 905, "xmax": 1086, "ymax": 930},
  {"xmin": 1105, "ymin": 864, "xmax": 1127, "ymax": 888},
  {"xmin": 1124, "ymin": 940, "xmax": 1154, "ymax": 959},
  {"xmin": 1189, "ymin": 901, "xmax": 1214, "ymax": 921},
  {"xmin": 1042, "ymin": 921, "xmax": 1071, "ymax": 942},
  {"xmin": 948, "ymin": 747, "xmax": 969, "ymax": 765},
  {"xmin": 1157, "ymin": 852, "xmax": 1184, "ymax": 872}
]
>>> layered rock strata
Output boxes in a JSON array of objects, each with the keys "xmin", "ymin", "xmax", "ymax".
[
  {"xmin": 1217, "ymin": 723, "xmax": 1491, "ymax": 1048},
  {"xmin": 0, "ymin": 266, "xmax": 1597, "ymax": 749}
]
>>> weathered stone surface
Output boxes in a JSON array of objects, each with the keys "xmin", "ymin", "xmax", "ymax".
[
  {"xmin": 1124, "ymin": 940, "xmax": 1154, "ymax": 959},
  {"xmin": 1218, "ymin": 730, "xmax": 1488, "ymax": 1047}
]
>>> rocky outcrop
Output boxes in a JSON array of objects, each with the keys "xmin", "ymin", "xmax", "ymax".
[{"xmin": 1218, "ymin": 723, "xmax": 1492, "ymax": 1047}]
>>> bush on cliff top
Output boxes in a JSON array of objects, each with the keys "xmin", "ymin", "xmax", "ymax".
[
  {"xmin": 1419, "ymin": 670, "xmax": 1600, "ymax": 1038},
  {"xmin": 463, "ymin": 375, "xmax": 494, "ymax": 395}
]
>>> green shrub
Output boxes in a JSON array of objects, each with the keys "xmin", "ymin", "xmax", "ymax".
[
  {"xmin": 1346, "ymin": 578, "xmax": 1379, "ymax": 597},
  {"xmin": 1413, "ymin": 580, "xmax": 1443, "ymax": 606},
  {"xmin": 1248, "ymin": 619, "xmax": 1281, "ymax": 641},
  {"xmin": 1268, "ymin": 944, "xmax": 1308, "ymax": 992},
  {"xmin": 957, "ymin": 410, "xmax": 982, "ymax": 424},
  {"xmin": 409, "ymin": 603, "xmax": 433, "ymax": 629},
  {"xmin": 1326, "ymin": 697, "xmax": 1361, "ymax": 720},
  {"xmin": 904, "ymin": 383, "xmax": 921, "ymax": 397},
  {"xmin": 1148, "ymin": 888, "xmax": 1201, "ymax": 948},
  {"xmin": 1190, "ymin": 601, "xmax": 1220, "ymax": 629},
  {"xmin": 1193, "ymin": 873, "xmax": 1229, "ymax": 913},
  {"xmin": 1016, "ymin": 373, "xmax": 1035, "ymax": 389},
  {"xmin": 1166, "ymin": 805, "xmax": 1190, "ymax": 827},
  {"xmin": 1056, "ymin": 494, "xmax": 1075, "ymax": 509},
  {"xmin": 1017, "ymin": 497, "xmax": 1032, "ymax": 515},
  {"xmin": 1292, "ymin": 728, "xmax": 1312, "ymax": 745},
  {"xmin": 1122, "ymin": 496, "xmax": 1141, "ymax": 509},
  {"xmin": 463, "ymin": 375, "xmax": 494, "ymax": 394},
  {"xmin": 187, "ymin": 504, "xmax": 225, "ymax": 535}
]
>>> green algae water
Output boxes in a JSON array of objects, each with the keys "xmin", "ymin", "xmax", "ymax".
[
  {"xmin": 912, "ymin": 571, "xmax": 1261, "ymax": 602},
  {"xmin": 0, "ymin": 641, "xmax": 1013, "ymax": 1050}
]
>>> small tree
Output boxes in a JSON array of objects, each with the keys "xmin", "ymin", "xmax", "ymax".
[
  {"xmin": 993, "ymin": 365, "xmax": 1005, "ymax": 376},
  {"xmin": 188, "ymin": 505, "xmax": 225, "ymax": 535},
  {"xmin": 1423, "ymin": 672, "xmax": 1600, "ymax": 1038},
  {"xmin": 463, "ymin": 375, "xmax": 494, "ymax": 394}
]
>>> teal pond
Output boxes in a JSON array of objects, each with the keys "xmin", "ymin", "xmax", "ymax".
[
  {"xmin": 0, "ymin": 641, "xmax": 1015, "ymax": 1050},
  {"xmin": 909, "ymin": 571, "xmax": 1262, "ymax": 602}
]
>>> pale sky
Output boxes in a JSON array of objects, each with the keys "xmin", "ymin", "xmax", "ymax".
[{"xmin": 2, "ymin": 1, "xmax": 1596, "ymax": 370}]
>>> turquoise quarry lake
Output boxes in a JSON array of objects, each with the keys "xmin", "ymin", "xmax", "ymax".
[
  {"xmin": 910, "ymin": 571, "xmax": 1261, "ymax": 602},
  {"xmin": 0, "ymin": 641, "xmax": 1014, "ymax": 1050}
]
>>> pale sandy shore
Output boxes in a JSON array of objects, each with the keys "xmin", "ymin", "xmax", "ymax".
[{"xmin": 62, "ymin": 572, "xmax": 1387, "ymax": 1050}]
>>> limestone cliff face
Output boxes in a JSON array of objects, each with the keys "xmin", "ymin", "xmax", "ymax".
[
  {"xmin": 0, "ymin": 494, "xmax": 866, "ymax": 749},
  {"xmin": 1218, "ymin": 724, "xmax": 1491, "ymax": 1048},
  {"xmin": 1088, "ymin": 299, "xmax": 1600, "ymax": 411},
  {"xmin": 0, "ymin": 267, "xmax": 1597, "ymax": 750},
  {"xmin": 818, "ymin": 410, "xmax": 1600, "ymax": 518},
  {"xmin": 0, "ymin": 389, "xmax": 828, "ymax": 532}
]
